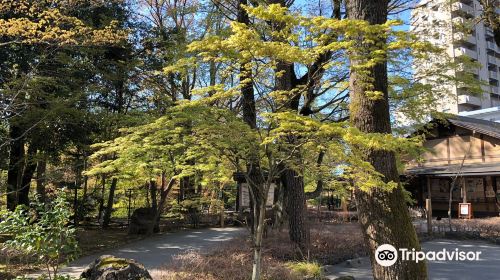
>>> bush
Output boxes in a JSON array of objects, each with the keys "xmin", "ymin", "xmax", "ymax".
[
  {"xmin": 287, "ymin": 261, "xmax": 322, "ymax": 279},
  {"xmin": 0, "ymin": 192, "xmax": 79, "ymax": 280}
]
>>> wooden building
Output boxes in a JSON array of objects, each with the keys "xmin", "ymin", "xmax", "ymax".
[{"xmin": 406, "ymin": 116, "xmax": 500, "ymax": 217}]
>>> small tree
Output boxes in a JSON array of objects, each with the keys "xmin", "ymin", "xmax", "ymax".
[{"xmin": 0, "ymin": 192, "xmax": 79, "ymax": 280}]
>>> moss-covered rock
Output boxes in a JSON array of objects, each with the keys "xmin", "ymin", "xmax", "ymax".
[{"xmin": 81, "ymin": 255, "xmax": 152, "ymax": 280}]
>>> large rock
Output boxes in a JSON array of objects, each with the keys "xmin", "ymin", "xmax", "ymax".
[
  {"xmin": 80, "ymin": 255, "xmax": 152, "ymax": 280},
  {"xmin": 128, "ymin": 207, "xmax": 159, "ymax": 234}
]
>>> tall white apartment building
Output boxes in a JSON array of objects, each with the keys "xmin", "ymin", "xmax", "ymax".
[{"xmin": 412, "ymin": 0, "xmax": 500, "ymax": 121}]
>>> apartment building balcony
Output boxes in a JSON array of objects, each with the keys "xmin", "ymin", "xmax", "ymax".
[
  {"xmin": 458, "ymin": 94, "xmax": 482, "ymax": 107},
  {"xmin": 455, "ymin": 46, "xmax": 478, "ymax": 59},
  {"xmin": 451, "ymin": 2, "xmax": 475, "ymax": 17},
  {"xmin": 488, "ymin": 53, "xmax": 498, "ymax": 64},
  {"xmin": 487, "ymin": 41, "xmax": 498, "ymax": 52},
  {"xmin": 454, "ymin": 32, "xmax": 476, "ymax": 45},
  {"xmin": 486, "ymin": 27, "xmax": 494, "ymax": 36},
  {"xmin": 490, "ymin": 71, "xmax": 498, "ymax": 80}
]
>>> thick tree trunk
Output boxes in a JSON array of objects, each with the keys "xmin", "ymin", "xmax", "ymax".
[
  {"xmin": 347, "ymin": 1, "xmax": 427, "ymax": 279},
  {"xmin": 102, "ymin": 177, "xmax": 117, "ymax": 228},
  {"xmin": 6, "ymin": 125, "xmax": 24, "ymax": 211},
  {"xmin": 280, "ymin": 168, "xmax": 309, "ymax": 252},
  {"xmin": 148, "ymin": 174, "xmax": 175, "ymax": 234},
  {"xmin": 149, "ymin": 180, "xmax": 158, "ymax": 211},
  {"xmin": 18, "ymin": 145, "xmax": 37, "ymax": 206},
  {"xmin": 273, "ymin": 179, "xmax": 287, "ymax": 230},
  {"xmin": 274, "ymin": 59, "xmax": 310, "ymax": 249}
]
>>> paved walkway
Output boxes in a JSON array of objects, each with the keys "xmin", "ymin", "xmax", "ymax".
[
  {"xmin": 28, "ymin": 227, "xmax": 245, "ymax": 279},
  {"xmin": 326, "ymin": 239, "xmax": 500, "ymax": 280}
]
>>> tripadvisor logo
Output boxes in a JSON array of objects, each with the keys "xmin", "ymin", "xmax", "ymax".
[
  {"xmin": 375, "ymin": 244, "xmax": 482, "ymax": 267},
  {"xmin": 375, "ymin": 244, "xmax": 398, "ymax": 267}
]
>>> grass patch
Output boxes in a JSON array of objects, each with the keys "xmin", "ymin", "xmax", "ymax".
[{"xmin": 287, "ymin": 261, "xmax": 322, "ymax": 279}]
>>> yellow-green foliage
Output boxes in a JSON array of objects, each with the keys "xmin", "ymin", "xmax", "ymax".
[
  {"xmin": 88, "ymin": 2, "xmax": 467, "ymax": 195},
  {"xmin": 98, "ymin": 256, "xmax": 129, "ymax": 270},
  {"xmin": 287, "ymin": 261, "xmax": 322, "ymax": 279},
  {"xmin": 0, "ymin": 0, "xmax": 127, "ymax": 46}
]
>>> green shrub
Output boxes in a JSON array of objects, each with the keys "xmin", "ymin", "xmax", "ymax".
[{"xmin": 0, "ymin": 192, "xmax": 79, "ymax": 280}]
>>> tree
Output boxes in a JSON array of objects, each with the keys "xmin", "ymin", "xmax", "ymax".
[
  {"xmin": 479, "ymin": 0, "xmax": 499, "ymax": 46},
  {"xmin": 162, "ymin": 3, "xmax": 440, "ymax": 278},
  {"xmin": 0, "ymin": 0, "xmax": 128, "ymax": 210},
  {"xmin": 346, "ymin": 0, "xmax": 427, "ymax": 279}
]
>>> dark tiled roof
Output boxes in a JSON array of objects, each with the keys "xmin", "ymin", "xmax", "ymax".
[
  {"xmin": 407, "ymin": 162, "xmax": 500, "ymax": 176},
  {"xmin": 447, "ymin": 115, "xmax": 500, "ymax": 139}
]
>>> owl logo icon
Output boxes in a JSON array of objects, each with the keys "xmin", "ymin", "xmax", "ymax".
[{"xmin": 375, "ymin": 244, "xmax": 398, "ymax": 267}]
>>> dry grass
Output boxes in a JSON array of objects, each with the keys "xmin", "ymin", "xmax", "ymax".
[{"xmin": 152, "ymin": 221, "xmax": 366, "ymax": 280}]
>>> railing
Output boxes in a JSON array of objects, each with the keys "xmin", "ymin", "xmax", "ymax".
[
  {"xmin": 455, "ymin": 46, "xmax": 478, "ymax": 59},
  {"xmin": 487, "ymin": 41, "xmax": 497, "ymax": 52},
  {"xmin": 489, "ymin": 70, "xmax": 498, "ymax": 80},
  {"xmin": 458, "ymin": 94, "xmax": 482, "ymax": 106},
  {"xmin": 451, "ymin": 2, "xmax": 475, "ymax": 16},
  {"xmin": 488, "ymin": 53, "xmax": 497, "ymax": 64}
]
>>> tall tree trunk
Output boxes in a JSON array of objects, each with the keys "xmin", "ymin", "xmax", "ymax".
[
  {"xmin": 251, "ymin": 197, "xmax": 266, "ymax": 280},
  {"xmin": 280, "ymin": 168, "xmax": 309, "ymax": 252},
  {"xmin": 347, "ymin": 1, "xmax": 427, "ymax": 279},
  {"xmin": 273, "ymin": 177, "xmax": 287, "ymax": 230},
  {"xmin": 36, "ymin": 157, "xmax": 47, "ymax": 202},
  {"xmin": 274, "ymin": 59, "xmax": 310, "ymax": 250},
  {"xmin": 97, "ymin": 175, "xmax": 106, "ymax": 223},
  {"xmin": 149, "ymin": 180, "xmax": 158, "ymax": 211},
  {"xmin": 18, "ymin": 145, "xmax": 37, "ymax": 206},
  {"xmin": 102, "ymin": 177, "xmax": 117, "ymax": 228},
  {"xmin": 6, "ymin": 125, "xmax": 24, "ymax": 211},
  {"xmin": 237, "ymin": 1, "xmax": 267, "ymax": 279}
]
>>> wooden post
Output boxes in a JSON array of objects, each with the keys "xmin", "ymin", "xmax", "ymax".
[
  {"xmin": 220, "ymin": 207, "xmax": 225, "ymax": 228},
  {"xmin": 462, "ymin": 177, "xmax": 467, "ymax": 204},
  {"xmin": 426, "ymin": 176, "xmax": 432, "ymax": 235}
]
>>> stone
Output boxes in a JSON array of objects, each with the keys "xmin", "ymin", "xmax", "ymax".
[
  {"xmin": 80, "ymin": 255, "xmax": 152, "ymax": 280},
  {"xmin": 128, "ymin": 207, "xmax": 159, "ymax": 234}
]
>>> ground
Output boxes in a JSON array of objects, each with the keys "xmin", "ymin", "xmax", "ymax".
[
  {"xmin": 9, "ymin": 217, "xmax": 500, "ymax": 279},
  {"xmin": 27, "ymin": 227, "xmax": 244, "ymax": 279}
]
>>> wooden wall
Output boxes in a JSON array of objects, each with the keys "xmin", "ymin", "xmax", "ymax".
[{"xmin": 415, "ymin": 134, "xmax": 500, "ymax": 167}]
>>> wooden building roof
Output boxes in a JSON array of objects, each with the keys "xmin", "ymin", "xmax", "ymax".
[{"xmin": 406, "ymin": 116, "xmax": 500, "ymax": 176}]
